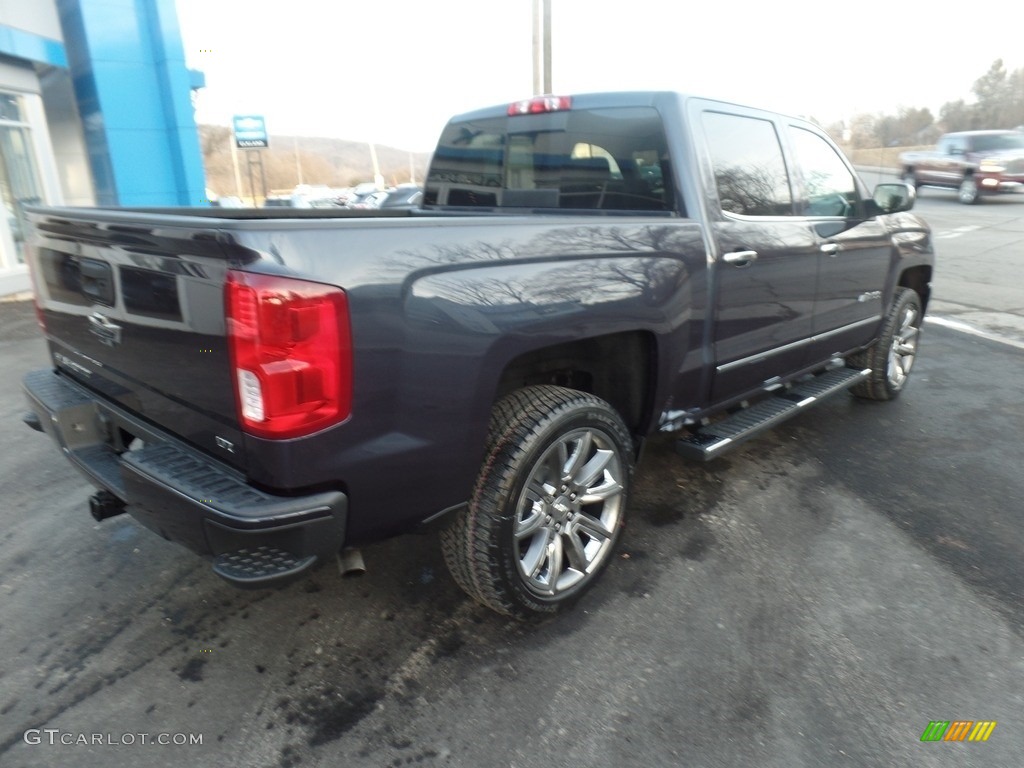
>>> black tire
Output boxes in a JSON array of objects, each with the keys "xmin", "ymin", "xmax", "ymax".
[
  {"xmin": 848, "ymin": 287, "xmax": 922, "ymax": 401},
  {"xmin": 441, "ymin": 385, "xmax": 633, "ymax": 618},
  {"xmin": 958, "ymin": 175, "xmax": 979, "ymax": 205},
  {"xmin": 901, "ymin": 168, "xmax": 919, "ymax": 189}
]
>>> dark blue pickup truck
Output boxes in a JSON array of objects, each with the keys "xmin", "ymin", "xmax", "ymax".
[{"xmin": 22, "ymin": 92, "xmax": 933, "ymax": 618}]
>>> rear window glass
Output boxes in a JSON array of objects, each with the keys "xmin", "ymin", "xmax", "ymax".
[{"xmin": 424, "ymin": 107, "xmax": 676, "ymax": 213}]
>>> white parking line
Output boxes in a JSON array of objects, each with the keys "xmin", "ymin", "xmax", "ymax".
[
  {"xmin": 927, "ymin": 315, "xmax": 1024, "ymax": 351},
  {"xmin": 934, "ymin": 226, "xmax": 981, "ymax": 240}
]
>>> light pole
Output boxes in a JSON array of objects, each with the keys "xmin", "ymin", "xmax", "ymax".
[
  {"xmin": 368, "ymin": 143, "xmax": 384, "ymax": 190},
  {"xmin": 293, "ymin": 136, "xmax": 304, "ymax": 186},
  {"xmin": 229, "ymin": 132, "xmax": 243, "ymax": 201},
  {"xmin": 532, "ymin": 0, "xmax": 552, "ymax": 95}
]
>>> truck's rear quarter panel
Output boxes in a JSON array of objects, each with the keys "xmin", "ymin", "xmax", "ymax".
[{"xmin": 224, "ymin": 216, "xmax": 708, "ymax": 542}]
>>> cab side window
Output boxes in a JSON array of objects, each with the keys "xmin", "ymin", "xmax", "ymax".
[
  {"xmin": 939, "ymin": 135, "xmax": 966, "ymax": 155},
  {"xmin": 702, "ymin": 111, "xmax": 794, "ymax": 217},
  {"xmin": 788, "ymin": 127, "xmax": 858, "ymax": 217}
]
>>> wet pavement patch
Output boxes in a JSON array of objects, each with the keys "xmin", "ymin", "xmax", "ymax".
[
  {"xmin": 178, "ymin": 656, "xmax": 206, "ymax": 682},
  {"xmin": 679, "ymin": 529, "xmax": 716, "ymax": 561},
  {"xmin": 275, "ymin": 687, "xmax": 384, "ymax": 747}
]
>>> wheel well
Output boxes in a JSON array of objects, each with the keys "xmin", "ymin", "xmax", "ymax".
[
  {"xmin": 495, "ymin": 331, "xmax": 656, "ymax": 434},
  {"xmin": 899, "ymin": 266, "xmax": 932, "ymax": 313}
]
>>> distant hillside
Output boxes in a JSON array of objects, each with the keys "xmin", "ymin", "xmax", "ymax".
[{"xmin": 200, "ymin": 125, "xmax": 431, "ymax": 198}]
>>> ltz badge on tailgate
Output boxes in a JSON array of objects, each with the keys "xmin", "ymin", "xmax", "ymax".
[{"xmin": 88, "ymin": 312, "xmax": 122, "ymax": 347}]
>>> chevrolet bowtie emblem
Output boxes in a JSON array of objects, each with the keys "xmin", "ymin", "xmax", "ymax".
[{"xmin": 88, "ymin": 312, "xmax": 122, "ymax": 347}]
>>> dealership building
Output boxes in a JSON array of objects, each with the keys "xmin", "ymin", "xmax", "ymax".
[{"xmin": 0, "ymin": 0, "xmax": 205, "ymax": 296}]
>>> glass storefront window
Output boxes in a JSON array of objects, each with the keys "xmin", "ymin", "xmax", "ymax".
[
  {"xmin": 0, "ymin": 93, "xmax": 44, "ymax": 266},
  {"xmin": 0, "ymin": 93, "xmax": 24, "ymax": 123}
]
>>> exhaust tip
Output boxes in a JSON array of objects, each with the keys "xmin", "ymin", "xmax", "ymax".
[{"xmin": 336, "ymin": 548, "xmax": 366, "ymax": 577}]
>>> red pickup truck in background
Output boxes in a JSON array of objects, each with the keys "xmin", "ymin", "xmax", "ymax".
[{"xmin": 899, "ymin": 130, "xmax": 1024, "ymax": 204}]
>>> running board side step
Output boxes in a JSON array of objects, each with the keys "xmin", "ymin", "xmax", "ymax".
[{"xmin": 676, "ymin": 367, "xmax": 870, "ymax": 461}]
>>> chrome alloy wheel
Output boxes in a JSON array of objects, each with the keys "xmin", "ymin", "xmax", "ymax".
[
  {"xmin": 887, "ymin": 304, "xmax": 920, "ymax": 390},
  {"xmin": 513, "ymin": 427, "xmax": 625, "ymax": 598}
]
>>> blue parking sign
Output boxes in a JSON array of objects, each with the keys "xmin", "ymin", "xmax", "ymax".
[{"xmin": 233, "ymin": 115, "xmax": 268, "ymax": 149}]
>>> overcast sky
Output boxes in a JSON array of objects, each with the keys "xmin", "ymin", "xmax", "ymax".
[{"xmin": 175, "ymin": 0, "xmax": 1023, "ymax": 152}]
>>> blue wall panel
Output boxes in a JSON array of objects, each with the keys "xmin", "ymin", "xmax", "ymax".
[
  {"xmin": 57, "ymin": 0, "xmax": 206, "ymax": 206},
  {"xmin": 0, "ymin": 24, "xmax": 68, "ymax": 68}
]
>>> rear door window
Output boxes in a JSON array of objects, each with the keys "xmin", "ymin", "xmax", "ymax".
[
  {"xmin": 424, "ymin": 107, "xmax": 675, "ymax": 213},
  {"xmin": 701, "ymin": 111, "xmax": 794, "ymax": 217}
]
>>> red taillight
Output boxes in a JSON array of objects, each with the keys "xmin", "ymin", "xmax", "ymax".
[
  {"xmin": 507, "ymin": 96, "xmax": 572, "ymax": 116},
  {"xmin": 225, "ymin": 271, "xmax": 352, "ymax": 439},
  {"xmin": 34, "ymin": 301, "xmax": 45, "ymax": 332}
]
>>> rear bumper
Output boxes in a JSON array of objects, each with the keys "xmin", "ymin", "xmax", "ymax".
[{"xmin": 22, "ymin": 368, "xmax": 347, "ymax": 586}]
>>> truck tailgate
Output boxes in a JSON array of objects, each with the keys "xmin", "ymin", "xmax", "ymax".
[{"xmin": 28, "ymin": 209, "xmax": 247, "ymax": 468}]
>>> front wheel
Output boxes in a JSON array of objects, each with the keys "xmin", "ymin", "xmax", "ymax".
[
  {"xmin": 441, "ymin": 386, "xmax": 633, "ymax": 618},
  {"xmin": 848, "ymin": 287, "xmax": 922, "ymax": 401},
  {"xmin": 958, "ymin": 175, "xmax": 979, "ymax": 205}
]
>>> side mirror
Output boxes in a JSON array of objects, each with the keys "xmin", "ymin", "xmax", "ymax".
[{"xmin": 872, "ymin": 182, "xmax": 915, "ymax": 214}]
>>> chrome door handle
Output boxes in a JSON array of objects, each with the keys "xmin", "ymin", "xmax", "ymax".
[
  {"xmin": 722, "ymin": 250, "xmax": 758, "ymax": 266},
  {"xmin": 820, "ymin": 243, "xmax": 841, "ymax": 256}
]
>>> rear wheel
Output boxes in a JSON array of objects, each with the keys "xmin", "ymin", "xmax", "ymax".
[
  {"xmin": 901, "ymin": 168, "xmax": 919, "ymax": 189},
  {"xmin": 848, "ymin": 287, "xmax": 922, "ymax": 401},
  {"xmin": 441, "ymin": 386, "xmax": 633, "ymax": 618}
]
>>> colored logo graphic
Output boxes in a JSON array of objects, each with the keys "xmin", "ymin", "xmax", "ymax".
[{"xmin": 921, "ymin": 721, "xmax": 997, "ymax": 742}]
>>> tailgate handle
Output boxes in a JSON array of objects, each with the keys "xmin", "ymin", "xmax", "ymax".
[{"xmin": 79, "ymin": 259, "xmax": 115, "ymax": 306}]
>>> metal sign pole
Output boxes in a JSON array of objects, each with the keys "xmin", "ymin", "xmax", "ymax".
[
  {"xmin": 246, "ymin": 151, "xmax": 258, "ymax": 207},
  {"xmin": 257, "ymin": 152, "xmax": 269, "ymax": 204}
]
